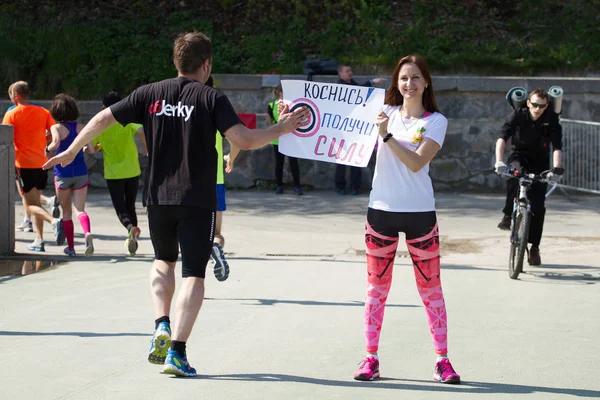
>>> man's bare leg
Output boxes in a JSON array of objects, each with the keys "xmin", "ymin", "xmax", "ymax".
[
  {"xmin": 149, "ymin": 260, "xmax": 176, "ymax": 318},
  {"xmin": 22, "ymin": 188, "xmax": 54, "ymax": 242},
  {"xmin": 147, "ymin": 260, "xmax": 176, "ymax": 365},
  {"xmin": 171, "ymin": 277, "xmax": 205, "ymax": 342}
]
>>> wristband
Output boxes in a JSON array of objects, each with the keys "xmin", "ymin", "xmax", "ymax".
[{"xmin": 383, "ymin": 133, "xmax": 393, "ymax": 143}]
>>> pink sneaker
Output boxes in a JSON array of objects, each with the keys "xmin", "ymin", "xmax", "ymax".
[
  {"xmin": 353, "ymin": 356, "xmax": 380, "ymax": 381},
  {"xmin": 433, "ymin": 358, "xmax": 461, "ymax": 384}
]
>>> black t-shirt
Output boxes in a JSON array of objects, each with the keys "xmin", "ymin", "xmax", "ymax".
[
  {"xmin": 500, "ymin": 108, "xmax": 562, "ymax": 166},
  {"xmin": 111, "ymin": 77, "xmax": 242, "ymax": 209}
]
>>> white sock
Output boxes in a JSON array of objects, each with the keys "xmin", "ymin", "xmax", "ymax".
[
  {"xmin": 24, "ymin": 217, "xmax": 31, "ymax": 223},
  {"xmin": 436, "ymin": 356, "xmax": 449, "ymax": 362},
  {"xmin": 367, "ymin": 354, "xmax": 379, "ymax": 360}
]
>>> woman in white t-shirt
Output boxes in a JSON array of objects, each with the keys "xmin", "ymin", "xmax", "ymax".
[{"xmin": 353, "ymin": 55, "xmax": 461, "ymax": 384}]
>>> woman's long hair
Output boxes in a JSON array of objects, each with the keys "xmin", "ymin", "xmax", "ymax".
[{"xmin": 384, "ymin": 55, "xmax": 440, "ymax": 113}]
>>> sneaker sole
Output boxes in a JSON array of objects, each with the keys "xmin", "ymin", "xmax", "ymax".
[
  {"xmin": 27, "ymin": 247, "xmax": 45, "ymax": 252},
  {"xmin": 84, "ymin": 235, "xmax": 94, "ymax": 256},
  {"xmin": 211, "ymin": 243, "xmax": 230, "ymax": 282},
  {"xmin": 148, "ymin": 333, "xmax": 171, "ymax": 365},
  {"xmin": 433, "ymin": 374, "xmax": 461, "ymax": 384},
  {"xmin": 162, "ymin": 364, "xmax": 197, "ymax": 377},
  {"xmin": 127, "ymin": 228, "xmax": 140, "ymax": 255},
  {"xmin": 354, "ymin": 371, "xmax": 381, "ymax": 381}
]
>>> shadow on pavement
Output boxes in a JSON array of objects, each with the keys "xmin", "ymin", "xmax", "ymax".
[
  {"xmin": 206, "ymin": 297, "xmax": 418, "ymax": 308},
  {"xmin": 0, "ymin": 331, "xmax": 148, "ymax": 338},
  {"xmin": 182, "ymin": 373, "xmax": 599, "ymax": 397}
]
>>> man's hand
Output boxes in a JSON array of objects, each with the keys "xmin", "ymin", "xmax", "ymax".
[
  {"xmin": 276, "ymin": 106, "xmax": 309, "ymax": 134},
  {"xmin": 546, "ymin": 167, "xmax": 564, "ymax": 182},
  {"xmin": 372, "ymin": 78, "xmax": 386, "ymax": 85},
  {"xmin": 43, "ymin": 149, "xmax": 76, "ymax": 170},
  {"xmin": 494, "ymin": 161, "xmax": 508, "ymax": 175}
]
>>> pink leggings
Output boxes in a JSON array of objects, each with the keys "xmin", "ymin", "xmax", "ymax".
[{"xmin": 363, "ymin": 208, "xmax": 448, "ymax": 354}]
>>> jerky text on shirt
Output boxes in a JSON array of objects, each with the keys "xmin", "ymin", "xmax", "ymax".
[{"xmin": 148, "ymin": 100, "xmax": 195, "ymax": 121}]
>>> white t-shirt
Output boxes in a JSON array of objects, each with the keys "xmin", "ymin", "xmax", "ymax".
[{"xmin": 368, "ymin": 105, "xmax": 447, "ymax": 212}]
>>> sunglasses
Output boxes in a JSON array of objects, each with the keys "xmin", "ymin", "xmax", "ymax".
[{"xmin": 530, "ymin": 102, "xmax": 548, "ymax": 109}]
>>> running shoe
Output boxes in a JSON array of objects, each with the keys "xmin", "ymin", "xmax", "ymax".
[
  {"xmin": 125, "ymin": 226, "xmax": 141, "ymax": 256},
  {"xmin": 353, "ymin": 356, "xmax": 380, "ymax": 381},
  {"xmin": 433, "ymin": 358, "xmax": 461, "ymax": 384},
  {"xmin": 148, "ymin": 321, "xmax": 171, "ymax": 365},
  {"xmin": 294, "ymin": 186, "xmax": 304, "ymax": 195},
  {"xmin": 53, "ymin": 218, "xmax": 65, "ymax": 246},
  {"xmin": 51, "ymin": 196, "xmax": 61, "ymax": 219},
  {"xmin": 211, "ymin": 242, "xmax": 230, "ymax": 282},
  {"xmin": 64, "ymin": 247, "xmax": 76, "ymax": 257},
  {"xmin": 84, "ymin": 233, "xmax": 94, "ymax": 256},
  {"xmin": 17, "ymin": 219, "xmax": 33, "ymax": 232},
  {"xmin": 163, "ymin": 349, "xmax": 197, "ymax": 377},
  {"xmin": 27, "ymin": 239, "xmax": 45, "ymax": 252},
  {"xmin": 275, "ymin": 186, "xmax": 284, "ymax": 195}
]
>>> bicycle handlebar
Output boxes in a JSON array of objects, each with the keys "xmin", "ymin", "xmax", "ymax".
[{"xmin": 499, "ymin": 168, "xmax": 552, "ymax": 183}]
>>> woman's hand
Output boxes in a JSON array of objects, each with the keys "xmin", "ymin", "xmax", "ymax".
[
  {"xmin": 224, "ymin": 154, "xmax": 234, "ymax": 173},
  {"xmin": 375, "ymin": 111, "xmax": 389, "ymax": 137},
  {"xmin": 277, "ymin": 100, "xmax": 288, "ymax": 116}
]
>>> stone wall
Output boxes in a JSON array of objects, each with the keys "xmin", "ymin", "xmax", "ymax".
[
  {"xmin": 1, "ymin": 75, "xmax": 599, "ymax": 192},
  {"xmin": 0, "ymin": 124, "xmax": 15, "ymax": 254}
]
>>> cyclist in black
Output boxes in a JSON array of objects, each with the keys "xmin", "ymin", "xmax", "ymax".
[
  {"xmin": 43, "ymin": 31, "xmax": 308, "ymax": 377},
  {"xmin": 494, "ymin": 88, "xmax": 563, "ymax": 266}
]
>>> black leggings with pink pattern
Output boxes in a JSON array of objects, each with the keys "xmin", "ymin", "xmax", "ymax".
[{"xmin": 363, "ymin": 208, "xmax": 448, "ymax": 354}]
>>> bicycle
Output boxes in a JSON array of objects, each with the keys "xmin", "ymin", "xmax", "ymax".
[{"xmin": 499, "ymin": 168, "xmax": 551, "ymax": 279}]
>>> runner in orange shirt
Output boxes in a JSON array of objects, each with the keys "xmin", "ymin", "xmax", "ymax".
[
  {"xmin": 5, "ymin": 83, "xmax": 60, "ymax": 233},
  {"xmin": 2, "ymin": 81, "xmax": 64, "ymax": 252}
]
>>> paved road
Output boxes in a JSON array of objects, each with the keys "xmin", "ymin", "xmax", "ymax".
[{"xmin": 1, "ymin": 189, "xmax": 599, "ymax": 399}]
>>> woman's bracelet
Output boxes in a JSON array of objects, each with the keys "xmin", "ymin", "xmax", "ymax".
[{"xmin": 383, "ymin": 133, "xmax": 393, "ymax": 143}]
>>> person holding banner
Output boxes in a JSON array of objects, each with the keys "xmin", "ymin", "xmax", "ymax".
[
  {"xmin": 42, "ymin": 31, "xmax": 309, "ymax": 378},
  {"xmin": 354, "ymin": 55, "xmax": 461, "ymax": 384},
  {"xmin": 335, "ymin": 64, "xmax": 385, "ymax": 195},
  {"xmin": 267, "ymin": 84, "xmax": 303, "ymax": 195},
  {"xmin": 494, "ymin": 89, "xmax": 563, "ymax": 266}
]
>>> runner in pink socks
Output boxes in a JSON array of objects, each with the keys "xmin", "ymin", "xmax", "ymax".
[
  {"xmin": 354, "ymin": 55, "xmax": 460, "ymax": 384},
  {"xmin": 47, "ymin": 94, "xmax": 96, "ymax": 256}
]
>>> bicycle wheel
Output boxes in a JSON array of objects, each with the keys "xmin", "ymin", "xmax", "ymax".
[
  {"xmin": 508, "ymin": 211, "xmax": 521, "ymax": 279},
  {"xmin": 509, "ymin": 205, "xmax": 530, "ymax": 279}
]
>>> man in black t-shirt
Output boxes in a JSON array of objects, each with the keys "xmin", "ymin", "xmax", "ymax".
[
  {"xmin": 43, "ymin": 31, "xmax": 308, "ymax": 378},
  {"xmin": 494, "ymin": 89, "xmax": 563, "ymax": 266}
]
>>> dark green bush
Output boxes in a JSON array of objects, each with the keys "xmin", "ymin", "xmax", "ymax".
[{"xmin": 1, "ymin": 0, "xmax": 597, "ymax": 99}]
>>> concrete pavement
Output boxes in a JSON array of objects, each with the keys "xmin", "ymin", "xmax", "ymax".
[{"xmin": 1, "ymin": 189, "xmax": 599, "ymax": 399}]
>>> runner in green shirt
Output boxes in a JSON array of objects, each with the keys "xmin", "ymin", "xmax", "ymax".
[
  {"xmin": 208, "ymin": 76, "xmax": 239, "ymax": 281},
  {"xmin": 267, "ymin": 84, "xmax": 302, "ymax": 195},
  {"xmin": 93, "ymin": 92, "xmax": 148, "ymax": 256}
]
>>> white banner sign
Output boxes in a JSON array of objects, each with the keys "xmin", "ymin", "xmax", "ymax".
[{"xmin": 279, "ymin": 80, "xmax": 385, "ymax": 167}]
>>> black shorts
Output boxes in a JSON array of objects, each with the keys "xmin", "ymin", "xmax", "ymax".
[
  {"xmin": 147, "ymin": 205, "xmax": 215, "ymax": 278},
  {"xmin": 16, "ymin": 167, "xmax": 47, "ymax": 193}
]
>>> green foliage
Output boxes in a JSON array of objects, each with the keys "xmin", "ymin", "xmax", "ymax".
[{"xmin": 0, "ymin": 0, "xmax": 597, "ymax": 99}]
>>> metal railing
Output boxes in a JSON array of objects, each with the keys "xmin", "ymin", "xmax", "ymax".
[{"xmin": 547, "ymin": 118, "xmax": 600, "ymax": 197}]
